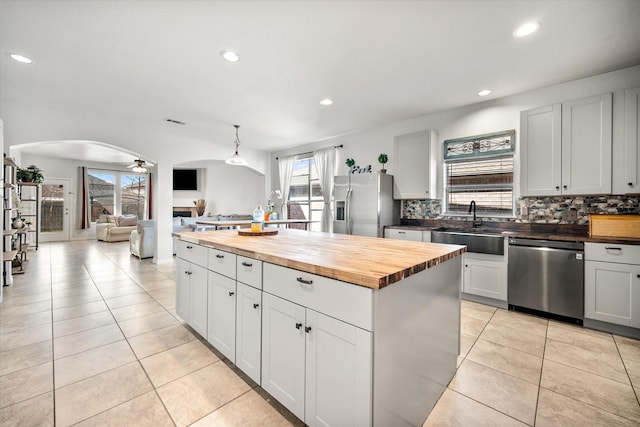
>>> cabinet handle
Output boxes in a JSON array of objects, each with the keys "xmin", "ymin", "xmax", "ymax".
[
  {"xmin": 398, "ymin": 231, "xmax": 406, "ymax": 234},
  {"xmin": 228, "ymin": 291, "xmax": 235, "ymax": 297},
  {"xmin": 305, "ymin": 326, "xmax": 312, "ymax": 333},
  {"xmin": 241, "ymin": 261, "xmax": 253, "ymax": 267},
  {"xmin": 555, "ymin": 186, "xmax": 560, "ymax": 190},
  {"xmin": 637, "ymin": 274, "xmax": 640, "ymax": 279},
  {"xmin": 296, "ymin": 277, "xmax": 313, "ymax": 285},
  {"xmin": 295, "ymin": 322, "xmax": 303, "ymax": 330},
  {"xmin": 464, "ymin": 264, "xmax": 468, "ymax": 268},
  {"xmin": 253, "ymin": 303, "xmax": 260, "ymax": 309},
  {"xmin": 629, "ymin": 182, "xmax": 634, "ymax": 187},
  {"xmin": 184, "ymin": 270, "xmax": 190, "ymax": 275},
  {"xmin": 186, "ymin": 245, "xmax": 193, "ymax": 249},
  {"xmin": 216, "ymin": 254, "xmax": 224, "ymax": 259},
  {"xmin": 563, "ymin": 185, "xmax": 568, "ymax": 189},
  {"xmin": 604, "ymin": 247, "xmax": 622, "ymax": 252}
]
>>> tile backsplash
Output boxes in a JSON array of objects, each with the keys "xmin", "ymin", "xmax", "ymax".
[{"xmin": 402, "ymin": 195, "xmax": 640, "ymax": 224}]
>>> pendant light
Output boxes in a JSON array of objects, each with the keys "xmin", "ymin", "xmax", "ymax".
[{"xmin": 225, "ymin": 124, "xmax": 248, "ymax": 166}]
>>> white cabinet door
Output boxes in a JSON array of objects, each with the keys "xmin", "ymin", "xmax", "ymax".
[
  {"xmin": 176, "ymin": 257, "xmax": 191, "ymax": 322},
  {"xmin": 622, "ymin": 87, "xmax": 640, "ymax": 193},
  {"xmin": 305, "ymin": 310, "xmax": 372, "ymax": 427},
  {"xmin": 236, "ymin": 282, "xmax": 262, "ymax": 384},
  {"xmin": 189, "ymin": 263, "xmax": 208, "ymax": 337},
  {"xmin": 634, "ymin": 266, "xmax": 640, "ymax": 329},
  {"xmin": 520, "ymin": 104, "xmax": 562, "ymax": 196},
  {"xmin": 261, "ymin": 293, "xmax": 306, "ymax": 420},
  {"xmin": 207, "ymin": 271, "xmax": 236, "ymax": 361},
  {"xmin": 393, "ymin": 130, "xmax": 437, "ymax": 199},
  {"xmin": 384, "ymin": 228, "xmax": 422, "ymax": 242},
  {"xmin": 462, "ymin": 255, "xmax": 507, "ymax": 301},
  {"xmin": 585, "ymin": 260, "xmax": 640, "ymax": 327},
  {"xmin": 562, "ymin": 93, "xmax": 612, "ymax": 195}
]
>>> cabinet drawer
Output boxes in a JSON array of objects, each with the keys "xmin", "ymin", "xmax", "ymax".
[
  {"xmin": 208, "ymin": 248, "xmax": 237, "ymax": 279},
  {"xmin": 237, "ymin": 256, "xmax": 263, "ymax": 289},
  {"xmin": 384, "ymin": 228, "xmax": 422, "ymax": 242},
  {"xmin": 176, "ymin": 240, "xmax": 208, "ymax": 268},
  {"xmin": 585, "ymin": 243, "xmax": 640, "ymax": 264},
  {"xmin": 263, "ymin": 263, "xmax": 373, "ymax": 331}
]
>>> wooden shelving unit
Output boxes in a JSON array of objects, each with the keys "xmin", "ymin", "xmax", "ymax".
[
  {"xmin": 3, "ymin": 155, "xmax": 17, "ymax": 288},
  {"xmin": 16, "ymin": 182, "xmax": 40, "ymax": 251}
]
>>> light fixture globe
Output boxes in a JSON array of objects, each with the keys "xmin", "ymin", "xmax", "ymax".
[{"xmin": 225, "ymin": 125, "xmax": 248, "ymax": 166}]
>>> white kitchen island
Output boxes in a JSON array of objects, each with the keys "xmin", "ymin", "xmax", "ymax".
[{"xmin": 173, "ymin": 228, "xmax": 465, "ymax": 427}]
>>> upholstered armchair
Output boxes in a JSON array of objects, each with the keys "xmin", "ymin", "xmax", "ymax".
[{"xmin": 130, "ymin": 219, "xmax": 154, "ymax": 259}]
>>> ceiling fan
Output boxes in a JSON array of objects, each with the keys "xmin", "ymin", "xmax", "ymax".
[{"xmin": 127, "ymin": 159, "xmax": 152, "ymax": 173}]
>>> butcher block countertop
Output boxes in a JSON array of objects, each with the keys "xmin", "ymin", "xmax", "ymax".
[{"xmin": 174, "ymin": 228, "xmax": 465, "ymax": 289}]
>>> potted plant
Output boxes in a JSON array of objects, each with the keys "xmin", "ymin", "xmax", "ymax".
[
  {"xmin": 16, "ymin": 165, "xmax": 44, "ymax": 183},
  {"xmin": 345, "ymin": 158, "xmax": 355, "ymax": 173},
  {"xmin": 378, "ymin": 153, "xmax": 388, "ymax": 173}
]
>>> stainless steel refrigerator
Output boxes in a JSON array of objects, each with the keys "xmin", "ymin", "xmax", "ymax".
[{"xmin": 333, "ymin": 172, "xmax": 399, "ymax": 237}]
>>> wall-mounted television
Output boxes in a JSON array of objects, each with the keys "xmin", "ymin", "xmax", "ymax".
[{"xmin": 173, "ymin": 169, "xmax": 198, "ymax": 191}]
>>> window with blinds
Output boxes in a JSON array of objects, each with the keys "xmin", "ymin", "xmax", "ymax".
[{"xmin": 445, "ymin": 155, "xmax": 514, "ymax": 216}]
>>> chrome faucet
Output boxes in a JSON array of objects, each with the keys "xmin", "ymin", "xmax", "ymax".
[{"xmin": 468, "ymin": 200, "xmax": 482, "ymax": 227}]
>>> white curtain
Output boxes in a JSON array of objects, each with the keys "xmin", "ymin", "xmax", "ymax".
[
  {"xmin": 313, "ymin": 147, "xmax": 337, "ymax": 232},
  {"xmin": 278, "ymin": 155, "xmax": 295, "ymax": 219}
]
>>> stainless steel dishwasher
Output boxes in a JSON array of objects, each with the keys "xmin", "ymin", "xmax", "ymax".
[{"xmin": 508, "ymin": 238, "xmax": 584, "ymax": 322}]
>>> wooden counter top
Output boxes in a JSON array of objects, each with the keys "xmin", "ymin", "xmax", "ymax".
[{"xmin": 174, "ymin": 228, "xmax": 465, "ymax": 289}]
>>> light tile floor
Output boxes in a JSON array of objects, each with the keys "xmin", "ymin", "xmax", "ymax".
[{"xmin": 0, "ymin": 240, "xmax": 639, "ymax": 426}]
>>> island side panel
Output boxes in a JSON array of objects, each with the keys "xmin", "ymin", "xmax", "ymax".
[{"xmin": 372, "ymin": 257, "xmax": 461, "ymax": 427}]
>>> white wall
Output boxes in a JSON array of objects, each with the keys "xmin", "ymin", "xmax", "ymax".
[
  {"xmin": 271, "ymin": 65, "xmax": 640, "ymax": 201},
  {"xmin": 172, "ymin": 160, "xmax": 265, "ymax": 215}
]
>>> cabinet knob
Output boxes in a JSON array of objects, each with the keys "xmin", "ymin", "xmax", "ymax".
[
  {"xmin": 563, "ymin": 185, "xmax": 568, "ymax": 189},
  {"xmin": 228, "ymin": 291, "xmax": 235, "ymax": 297},
  {"xmin": 555, "ymin": 186, "xmax": 560, "ymax": 190},
  {"xmin": 629, "ymin": 182, "xmax": 634, "ymax": 187},
  {"xmin": 253, "ymin": 303, "xmax": 260, "ymax": 309},
  {"xmin": 186, "ymin": 245, "xmax": 193, "ymax": 249},
  {"xmin": 636, "ymin": 274, "xmax": 640, "ymax": 279},
  {"xmin": 296, "ymin": 277, "xmax": 313, "ymax": 285},
  {"xmin": 464, "ymin": 264, "xmax": 468, "ymax": 268},
  {"xmin": 241, "ymin": 261, "xmax": 253, "ymax": 267},
  {"xmin": 295, "ymin": 322, "xmax": 303, "ymax": 330},
  {"xmin": 216, "ymin": 254, "xmax": 224, "ymax": 259},
  {"xmin": 305, "ymin": 326, "xmax": 312, "ymax": 333}
]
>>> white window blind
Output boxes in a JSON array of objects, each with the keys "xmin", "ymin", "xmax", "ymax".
[{"xmin": 445, "ymin": 155, "xmax": 514, "ymax": 216}]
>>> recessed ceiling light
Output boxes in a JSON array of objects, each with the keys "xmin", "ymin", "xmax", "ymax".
[
  {"xmin": 513, "ymin": 21, "xmax": 540, "ymax": 38},
  {"xmin": 478, "ymin": 89, "xmax": 492, "ymax": 97},
  {"xmin": 220, "ymin": 50, "xmax": 240, "ymax": 63},
  {"xmin": 319, "ymin": 98, "xmax": 333, "ymax": 106},
  {"xmin": 10, "ymin": 53, "xmax": 33, "ymax": 64}
]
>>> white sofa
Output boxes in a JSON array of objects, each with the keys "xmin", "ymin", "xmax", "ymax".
[
  {"xmin": 130, "ymin": 219, "xmax": 154, "ymax": 259},
  {"xmin": 96, "ymin": 214, "xmax": 138, "ymax": 242}
]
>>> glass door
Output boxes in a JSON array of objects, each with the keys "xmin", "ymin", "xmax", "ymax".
[{"xmin": 40, "ymin": 178, "xmax": 71, "ymax": 242}]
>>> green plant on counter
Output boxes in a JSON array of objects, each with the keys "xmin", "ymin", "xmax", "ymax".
[
  {"xmin": 378, "ymin": 153, "xmax": 388, "ymax": 173},
  {"xmin": 16, "ymin": 165, "xmax": 44, "ymax": 183}
]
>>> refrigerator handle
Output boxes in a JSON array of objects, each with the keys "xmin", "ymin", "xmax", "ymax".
[{"xmin": 346, "ymin": 188, "xmax": 353, "ymax": 235}]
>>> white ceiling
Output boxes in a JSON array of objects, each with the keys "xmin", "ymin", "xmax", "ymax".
[{"xmin": 1, "ymin": 0, "xmax": 640, "ymax": 161}]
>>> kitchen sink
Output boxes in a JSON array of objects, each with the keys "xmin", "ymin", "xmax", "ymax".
[{"xmin": 430, "ymin": 229, "xmax": 505, "ymax": 255}]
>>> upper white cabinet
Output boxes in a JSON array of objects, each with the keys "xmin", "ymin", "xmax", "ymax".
[
  {"xmin": 613, "ymin": 86, "xmax": 640, "ymax": 194},
  {"xmin": 562, "ymin": 93, "xmax": 612, "ymax": 195},
  {"xmin": 393, "ymin": 130, "xmax": 437, "ymax": 199},
  {"xmin": 520, "ymin": 104, "xmax": 562, "ymax": 196},
  {"xmin": 520, "ymin": 93, "xmax": 612, "ymax": 196}
]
